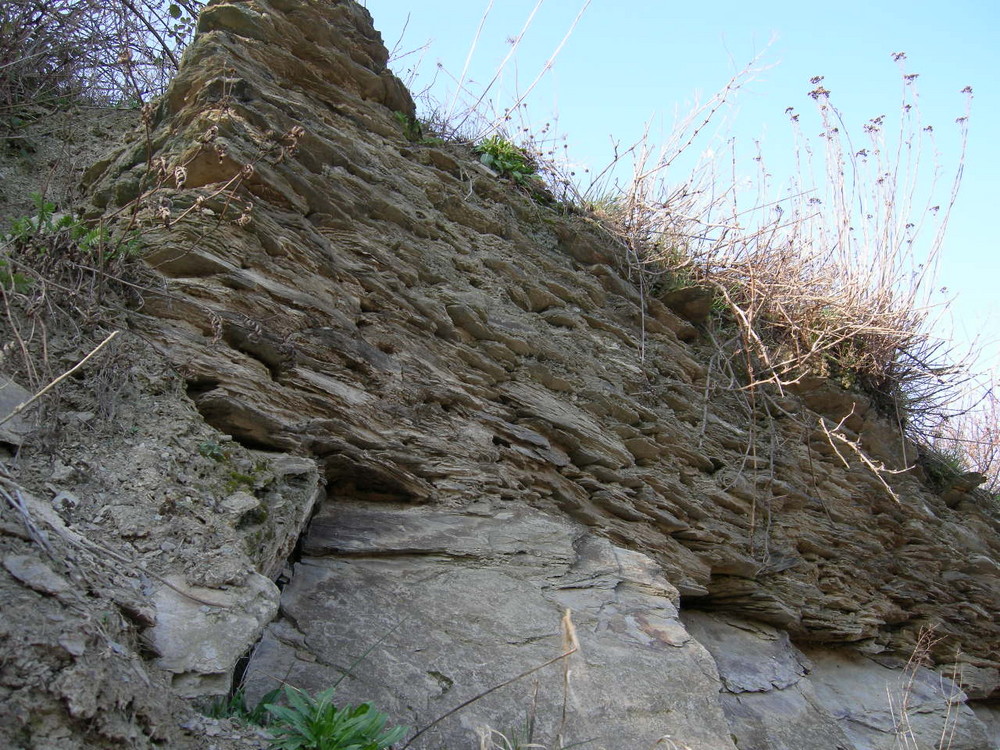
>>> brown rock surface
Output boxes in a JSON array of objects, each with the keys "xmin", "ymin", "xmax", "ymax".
[
  {"xmin": 0, "ymin": 0, "xmax": 975, "ymax": 745},
  {"xmin": 81, "ymin": 0, "xmax": 1000, "ymax": 671}
]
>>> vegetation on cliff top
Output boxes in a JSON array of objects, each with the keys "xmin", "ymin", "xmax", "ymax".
[{"xmin": 387, "ymin": 6, "xmax": 993, "ymax": 498}]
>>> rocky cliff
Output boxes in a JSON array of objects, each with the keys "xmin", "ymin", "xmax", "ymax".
[{"xmin": 2, "ymin": 0, "xmax": 999, "ymax": 748}]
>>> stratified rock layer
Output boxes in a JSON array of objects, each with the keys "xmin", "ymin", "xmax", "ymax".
[{"xmin": 80, "ymin": 0, "xmax": 1000, "ymax": 746}]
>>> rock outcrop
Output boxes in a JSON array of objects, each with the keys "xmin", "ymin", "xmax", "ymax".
[{"xmin": 56, "ymin": 0, "xmax": 1000, "ymax": 747}]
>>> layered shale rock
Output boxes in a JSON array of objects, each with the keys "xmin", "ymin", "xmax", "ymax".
[{"xmin": 72, "ymin": 0, "xmax": 1000, "ymax": 747}]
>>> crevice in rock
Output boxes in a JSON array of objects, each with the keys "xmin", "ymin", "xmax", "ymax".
[
  {"xmin": 184, "ymin": 377, "xmax": 219, "ymax": 400},
  {"xmin": 323, "ymin": 455, "xmax": 433, "ymax": 503},
  {"xmin": 228, "ymin": 642, "xmax": 258, "ymax": 702},
  {"xmin": 226, "ymin": 433, "xmax": 288, "ymax": 453},
  {"xmin": 222, "ymin": 324, "xmax": 292, "ymax": 382}
]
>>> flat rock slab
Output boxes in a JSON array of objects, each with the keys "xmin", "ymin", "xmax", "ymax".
[
  {"xmin": 245, "ymin": 502, "xmax": 737, "ymax": 750},
  {"xmin": 152, "ymin": 572, "xmax": 279, "ymax": 698},
  {"xmin": 684, "ymin": 611, "xmax": 991, "ymax": 750},
  {"xmin": 802, "ymin": 646, "xmax": 989, "ymax": 750}
]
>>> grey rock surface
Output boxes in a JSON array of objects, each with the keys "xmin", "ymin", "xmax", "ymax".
[
  {"xmin": 152, "ymin": 572, "xmax": 280, "ymax": 697},
  {"xmin": 685, "ymin": 611, "xmax": 996, "ymax": 750},
  {"xmin": 802, "ymin": 646, "xmax": 989, "ymax": 750},
  {"xmin": 246, "ymin": 501, "xmax": 737, "ymax": 749},
  {"xmin": 0, "ymin": 379, "xmax": 32, "ymax": 447},
  {"xmin": 83, "ymin": 0, "xmax": 1000, "ymax": 676}
]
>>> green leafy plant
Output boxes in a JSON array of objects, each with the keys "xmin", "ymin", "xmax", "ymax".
[
  {"xmin": 205, "ymin": 686, "xmax": 281, "ymax": 726},
  {"xmin": 0, "ymin": 259, "xmax": 33, "ymax": 293},
  {"xmin": 920, "ymin": 447, "xmax": 968, "ymax": 489},
  {"xmin": 197, "ymin": 440, "xmax": 229, "ymax": 462},
  {"xmin": 474, "ymin": 135, "xmax": 540, "ymax": 187},
  {"xmin": 264, "ymin": 685, "xmax": 407, "ymax": 750},
  {"xmin": 5, "ymin": 193, "xmax": 140, "ymax": 263},
  {"xmin": 393, "ymin": 111, "xmax": 423, "ymax": 141}
]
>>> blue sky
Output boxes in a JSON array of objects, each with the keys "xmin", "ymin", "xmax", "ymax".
[{"xmin": 366, "ymin": 0, "xmax": 998, "ymax": 381}]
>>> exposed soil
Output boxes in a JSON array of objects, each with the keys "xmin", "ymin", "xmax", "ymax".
[
  {"xmin": 0, "ymin": 107, "xmax": 280, "ymax": 749},
  {"xmin": 0, "ymin": 106, "xmax": 141, "ymax": 230}
]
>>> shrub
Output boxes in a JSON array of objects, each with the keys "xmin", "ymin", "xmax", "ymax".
[
  {"xmin": 0, "ymin": 192, "xmax": 144, "ymax": 396},
  {"xmin": 4, "ymin": 193, "xmax": 139, "ymax": 264}
]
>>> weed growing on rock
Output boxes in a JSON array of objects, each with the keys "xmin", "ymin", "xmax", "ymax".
[
  {"xmin": 475, "ymin": 135, "xmax": 540, "ymax": 187},
  {"xmin": 0, "ymin": 196, "xmax": 145, "ymax": 397},
  {"xmin": 264, "ymin": 685, "xmax": 407, "ymax": 750},
  {"xmin": 205, "ymin": 686, "xmax": 281, "ymax": 726},
  {"xmin": 205, "ymin": 682, "xmax": 408, "ymax": 749},
  {"xmin": 928, "ymin": 385, "xmax": 1000, "ymax": 497},
  {"xmin": 888, "ymin": 627, "xmax": 964, "ymax": 750},
  {"xmin": 6, "ymin": 192, "xmax": 140, "ymax": 264},
  {"xmin": 197, "ymin": 439, "xmax": 229, "ymax": 462}
]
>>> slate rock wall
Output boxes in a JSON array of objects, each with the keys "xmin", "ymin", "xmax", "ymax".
[{"xmin": 78, "ymin": 1, "xmax": 1000, "ymax": 747}]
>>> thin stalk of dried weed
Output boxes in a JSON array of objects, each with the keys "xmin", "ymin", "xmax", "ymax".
[
  {"xmin": 393, "ymin": 0, "xmax": 589, "ymax": 150},
  {"xmin": 887, "ymin": 627, "xmax": 964, "ymax": 750},
  {"xmin": 0, "ymin": 329, "xmax": 118, "ymax": 429},
  {"xmin": 404, "ymin": 610, "xmax": 580, "ymax": 750}
]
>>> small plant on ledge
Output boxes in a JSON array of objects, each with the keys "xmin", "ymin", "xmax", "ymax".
[{"xmin": 474, "ymin": 135, "xmax": 540, "ymax": 188}]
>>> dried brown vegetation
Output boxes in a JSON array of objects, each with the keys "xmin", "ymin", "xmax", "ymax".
[{"xmin": 0, "ymin": 0, "xmax": 201, "ymax": 138}]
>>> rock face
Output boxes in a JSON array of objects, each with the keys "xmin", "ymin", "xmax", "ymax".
[
  {"xmin": 75, "ymin": 0, "xmax": 1000, "ymax": 747},
  {"xmin": 248, "ymin": 503, "xmax": 737, "ymax": 749},
  {"xmin": 684, "ymin": 611, "xmax": 991, "ymax": 750}
]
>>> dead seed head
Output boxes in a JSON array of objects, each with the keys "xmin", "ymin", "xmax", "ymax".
[
  {"xmin": 156, "ymin": 197, "xmax": 172, "ymax": 227},
  {"xmin": 199, "ymin": 125, "xmax": 219, "ymax": 143},
  {"xmin": 236, "ymin": 200, "xmax": 254, "ymax": 227}
]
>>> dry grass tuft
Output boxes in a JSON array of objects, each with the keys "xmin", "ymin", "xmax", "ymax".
[{"xmin": 566, "ymin": 56, "xmax": 977, "ymax": 488}]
